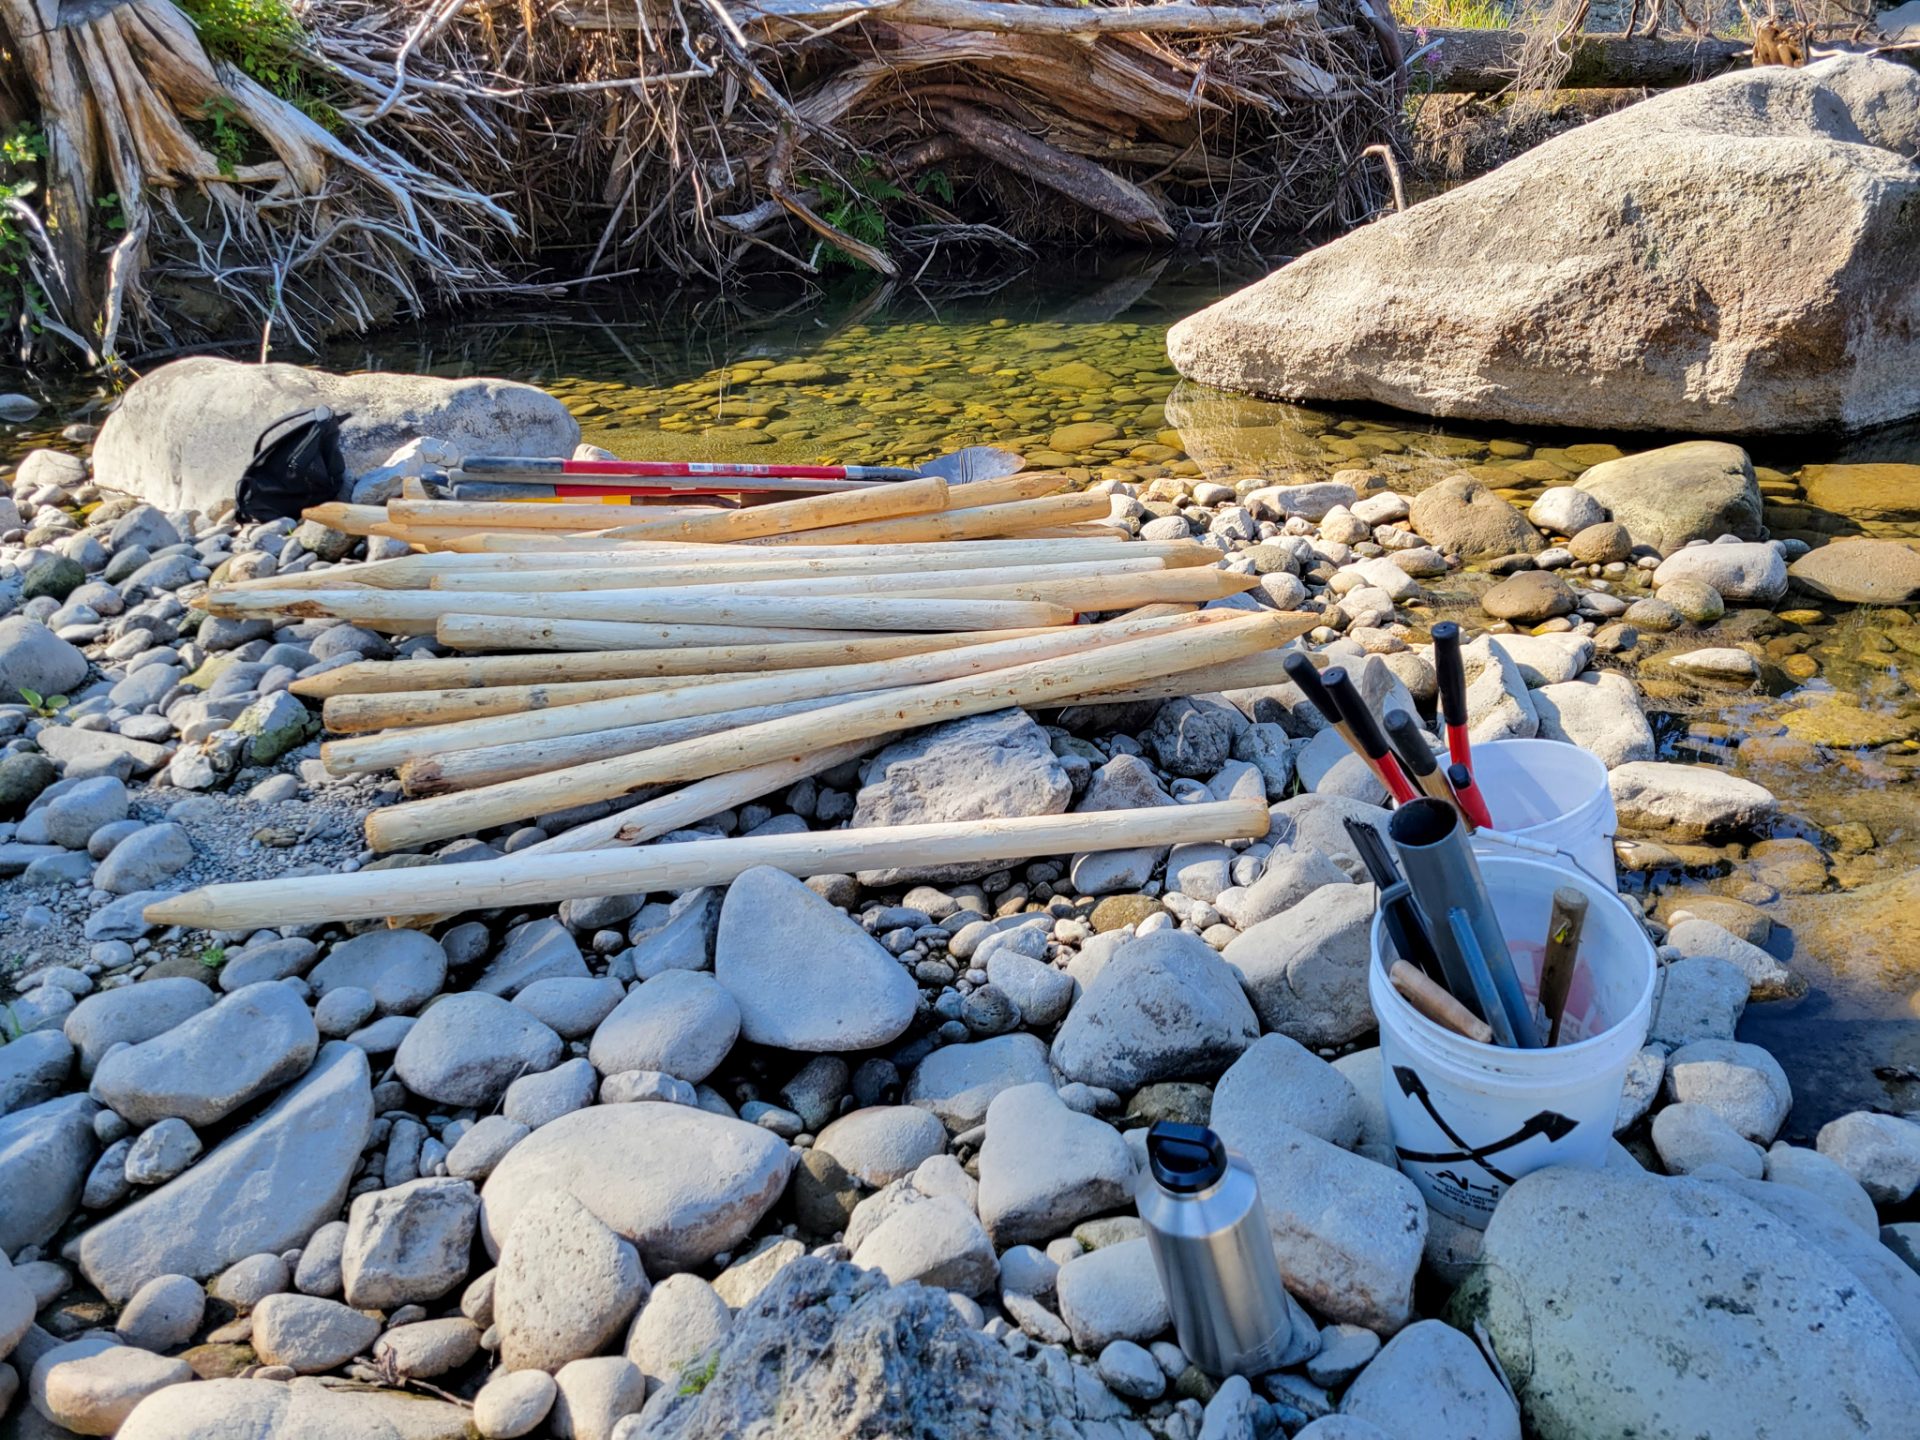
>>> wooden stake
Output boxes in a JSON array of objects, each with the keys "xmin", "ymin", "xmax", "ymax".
[
  {"xmin": 755, "ymin": 491, "xmax": 1112, "ymax": 546},
  {"xmin": 387, "ymin": 499, "xmax": 724, "ymax": 531},
  {"xmin": 292, "ymin": 628, "xmax": 1059, "ymax": 698},
  {"xmin": 434, "ymin": 615, "xmax": 953, "ymax": 652},
  {"xmin": 147, "ymin": 798, "xmax": 1272, "ymax": 930},
  {"xmin": 366, "ymin": 612, "xmax": 1288, "ymax": 849},
  {"xmin": 323, "ymin": 611, "xmax": 1220, "ymax": 774},
  {"xmin": 201, "ymin": 586, "xmax": 1074, "ymax": 634},
  {"xmin": 426, "ymin": 555, "xmax": 1167, "ymax": 594},
  {"xmin": 398, "ymin": 693, "xmax": 885, "ymax": 795},
  {"xmin": 593, "ymin": 475, "xmax": 949, "ymax": 543}
]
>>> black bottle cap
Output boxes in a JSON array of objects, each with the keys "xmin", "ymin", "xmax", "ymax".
[{"xmin": 1146, "ymin": 1121, "xmax": 1229, "ymax": 1193}]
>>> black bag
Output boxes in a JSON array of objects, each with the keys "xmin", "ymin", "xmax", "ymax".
[{"xmin": 234, "ymin": 406, "xmax": 351, "ymax": 524}]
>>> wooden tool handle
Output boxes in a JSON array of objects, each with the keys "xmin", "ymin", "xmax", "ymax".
[
  {"xmin": 1540, "ymin": 885, "xmax": 1589, "ymax": 1046},
  {"xmin": 1391, "ymin": 960, "xmax": 1496, "ymax": 1045}
]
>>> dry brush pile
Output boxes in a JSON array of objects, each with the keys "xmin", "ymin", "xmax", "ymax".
[{"xmin": 0, "ymin": 0, "xmax": 1401, "ymax": 368}]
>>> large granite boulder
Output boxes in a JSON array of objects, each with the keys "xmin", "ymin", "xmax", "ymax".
[
  {"xmin": 629, "ymin": 1256, "xmax": 1144, "ymax": 1440},
  {"xmin": 1451, "ymin": 1165, "xmax": 1920, "ymax": 1440},
  {"xmin": 92, "ymin": 358, "xmax": 579, "ymax": 513},
  {"xmin": 1167, "ymin": 59, "xmax": 1920, "ymax": 435}
]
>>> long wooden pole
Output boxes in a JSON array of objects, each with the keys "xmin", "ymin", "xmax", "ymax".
[
  {"xmin": 396, "ymin": 694, "xmax": 890, "ymax": 795},
  {"xmin": 756, "ymin": 491, "xmax": 1113, "ymax": 546},
  {"xmin": 385, "ymin": 499, "xmax": 726, "ymax": 531},
  {"xmin": 591, "ymin": 474, "xmax": 949, "ymax": 543},
  {"xmin": 432, "ymin": 615, "xmax": 1017, "ymax": 652},
  {"xmin": 425, "ymin": 555, "xmax": 1167, "ymax": 594},
  {"xmin": 366, "ymin": 612, "xmax": 1288, "ymax": 849},
  {"xmin": 149, "ymin": 799, "xmax": 1272, "ymax": 930},
  {"xmin": 292, "ymin": 628, "xmax": 1060, "ymax": 697},
  {"xmin": 325, "ymin": 668, "xmax": 784, "ymax": 732},
  {"xmin": 202, "ymin": 587, "xmax": 1076, "ymax": 634},
  {"xmin": 323, "ymin": 611, "xmax": 1220, "ymax": 774}
]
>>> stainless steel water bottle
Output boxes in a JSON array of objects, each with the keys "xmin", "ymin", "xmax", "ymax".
[{"xmin": 1134, "ymin": 1121, "xmax": 1294, "ymax": 1377}]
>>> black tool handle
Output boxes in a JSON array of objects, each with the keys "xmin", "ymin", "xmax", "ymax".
[
  {"xmin": 1324, "ymin": 667, "xmax": 1392, "ymax": 762},
  {"xmin": 1281, "ymin": 651, "xmax": 1341, "ymax": 727},
  {"xmin": 1383, "ymin": 709, "xmax": 1438, "ymax": 780},
  {"xmin": 1432, "ymin": 621, "xmax": 1468, "ymax": 731}
]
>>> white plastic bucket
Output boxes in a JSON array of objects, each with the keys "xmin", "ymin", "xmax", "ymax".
[
  {"xmin": 1466, "ymin": 738, "xmax": 1617, "ymax": 888},
  {"xmin": 1368, "ymin": 854, "xmax": 1656, "ymax": 1228}
]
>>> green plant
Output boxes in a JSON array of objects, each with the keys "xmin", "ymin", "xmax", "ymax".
[
  {"xmin": 200, "ymin": 943, "xmax": 228, "ymax": 970},
  {"xmin": 807, "ymin": 157, "xmax": 908, "ymax": 269},
  {"xmin": 1, "ymin": 125, "xmax": 46, "ymax": 169},
  {"xmin": 175, "ymin": 0, "xmax": 341, "ymax": 129},
  {"xmin": 17, "ymin": 689, "xmax": 71, "ymax": 721},
  {"xmin": 201, "ymin": 97, "xmax": 249, "ymax": 178},
  {"xmin": 1, "ymin": 1003, "xmax": 20, "ymax": 1043},
  {"xmin": 677, "ymin": 1357, "xmax": 719, "ymax": 1396}
]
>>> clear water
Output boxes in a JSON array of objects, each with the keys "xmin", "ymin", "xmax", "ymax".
[{"xmin": 12, "ymin": 257, "xmax": 1920, "ymax": 1135}]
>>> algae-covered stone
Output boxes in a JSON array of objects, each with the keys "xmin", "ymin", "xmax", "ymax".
[{"xmin": 231, "ymin": 692, "xmax": 318, "ymax": 764}]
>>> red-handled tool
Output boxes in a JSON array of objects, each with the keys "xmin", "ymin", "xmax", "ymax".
[
  {"xmin": 1323, "ymin": 666, "xmax": 1421, "ymax": 806},
  {"xmin": 1283, "ymin": 653, "xmax": 1386, "ymax": 782},
  {"xmin": 1431, "ymin": 621, "xmax": 1472, "ymax": 771},
  {"xmin": 1446, "ymin": 762, "xmax": 1496, "ymax": 830}
]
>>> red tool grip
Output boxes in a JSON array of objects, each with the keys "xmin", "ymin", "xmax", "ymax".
[{"xmin": 1447, "ymin": 762, "xmax": 1496, "ymax": 830}]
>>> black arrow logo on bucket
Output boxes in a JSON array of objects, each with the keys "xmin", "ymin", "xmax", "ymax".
[{"xmin": 1390, "ymin": 1065, "xmax": 1577, "ymax": 1187}]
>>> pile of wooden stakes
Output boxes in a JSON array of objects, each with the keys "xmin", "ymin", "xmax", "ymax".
[{"xmin": 150, "ymin": 472, "xmax": 1311, "ymax": 932}]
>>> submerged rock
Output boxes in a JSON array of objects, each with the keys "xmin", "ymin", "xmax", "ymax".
[
  {"xmin": 1788, "ymin": 537, "xmax": 1920, "ymax": 604},
  {"xmin": 1167, "ymin": 59, "xmax": 1920, "ymax": 435}
]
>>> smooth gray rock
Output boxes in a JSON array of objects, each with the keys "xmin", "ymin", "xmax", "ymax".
[
  {"xmin": 1652, "ymin": 1102, "xmax": 1765, "ymax": 1177},
  {"xmin": 215, "ymin": 937, "xmax": 318, "ymax": 992},
  {"xmin": 714, "ymin": 867, "xmax": 916, "ymax": 1053},
  {"xmin": 1050, "ymin": 930, "xmax": 1260, "ymax": 1091},
  {"xmin": 93, "ymin": 357, "xmax": 580, "ymax": 514},
  {"xmin": 1054, "ymin": 1237, "xmax": 1171, "ymax": 1352},
  {"xmin": 1609, "ymin": 761, "xmax": 1777, "ymax": 840},
  {"xmin": 474, "ymin": 917, "xmax": 589, "ymax": 998},
  {"xmin": 73, "ymin": 1043, "xmax": 373, "ymax": 1302},
  {"xmin": 905, "ymin": 1033, "xmax": 1053, "ymax": 1132},
  {"xmin": 1663, "ymin": 919, "xmax": 1799, "ymax": 1002},
  {"xmin": 0, "ymin": 1094, "xmax": 98, "ymax": 1252},
  {"xmin": 1223, "ymin": 882, "xmax": 1377, "ymax": 1048},
  {"xmin": 1338, "ymin": 1320, "xmax": 1519, "ymax": 1440},
  {"xmin": 513, "ymin": 976, "xmax": 625, "ymax": 1039},
  {"xmin": 114, "ymin": 1274, "xmax": 204, "ymax": 1353},
  {"xmin": 813, "ymin": 1106, "xmax": 949, "ymax": 1188},
  {"xmin": 27, "ymin": 1336, "xmax": 191, "ymax": 1434},
  {"xmin": 90, "ymin": 981, "xmax": 318, "ymax": 1127},
  {"xmin": 474, "ymin": 1368, "xmax": 558, "ymax": 1439},
  {"xmin": 294, "ymin": 1221, "xmax": 349, "ymax": 1298},
  {"xmin": 308, "ymin": 930, "xmax": 448, "ymax": 1017},
  {"xmin": 124, "ymin": 1119, "xmax": 201, "ymax": 1185},
  {"xmin": 0, "ymin": 1030, "xmax": 74, "ymax": 1117},
  {"xmin": 505, "ymin": 1057, "xmax": 598, "ymax": 1130},
  {"xmin": 116, "ymin": 1375, "xmax": 472, "ymax": 1438},
  {"xmin": 0, "ymin": 616, "xmax": 89, "ymax": 704},
  {"xmin": 1664, "ymin": 1039, "xmax": 1792, "ymax": 1143},
  {"xmin": 1649, "ymin": 956, "xmax": 1748, "ymax": 1048},
  {"xmin": 480, "ymin": 1103, "xmax": 794, "ymax": 1272},
  {"xmin": 1452, "ymin": 1165, "xmax": 1920, "ymax": 1440},
  {"xmin": 372, "ymin": 1317, "xmax": 481, "ymax": 1380},
  {"xmin": 1532, "ymin": 671, "xmax": 1656, "ymax": 770},
  {"xmin": 1653, "ymin": 541, "xmax": 1788, "ymax": 605},
  {"xmin": 623, "ymin": 1273, "xmax": 732, "ymax": 1392},
  {"xmin": 588, "ymin": 971, "xmax": 740, "ymax": 1083},
  {"xmin": 1816, "ymin": 1110, "xmax": 1920, "ymax": 1204},
  {"xmin": 93, "ymin": 824, "xmax": 193, "ymax": 895},
  {"xmin": 394, "ymin": 992, "xmax": 564, "ymax": 1108},
  {"xmin": 43, "ymin": 777, "xmax": 130, "ymax": 850},
  {"xmin": 250, "ymin": 1292, "xmax": 382, "ymax": 1373},
  {"xmin": 1764, "ymin": 1142, "xmax": 1879, "ymax": 1234},
  {"xmin": 1210, "ymin": 1107, "xmax": 1425, "ymax": 1333},
  {"xmin": 446, "ymin": 1115, "xmax": 530, "ymax": 1183},
  {"xmin": 1211, "ymin": 1034, "xmax": 1362, "ymax": 1150},
  {"xmin": 849, "ymin": 710, "xmax": 1071, "ymax": 884},
  {"xmin": 849, "ymin": 1190, "xmax": 999, "ymax": 1296},
  {"xmin": 341, "ymin": 1177, "xmax": 479, "ymax": 1309},
  {"xmin": 978, "ymin": 1083, "xmax": 1134, "ymax": 1248},
  {"xmin": 552, "ymin": 1354, "xmax": 647, "ymax": 1440},
  {"xmin": 1213, "ymin": 848, "xmax": 1349, "ymax": 931},
  {"xmin": 495, "ymin": 1189, "xmax": 647, "ymax": 1372}
]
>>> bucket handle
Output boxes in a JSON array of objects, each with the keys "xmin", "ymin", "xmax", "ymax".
[{"xmin": 1472, "ymin": 827, "xmax": 1614, "ymax": 891}]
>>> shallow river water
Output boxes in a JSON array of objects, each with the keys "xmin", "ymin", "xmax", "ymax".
[{"xmin": 33, "ymin": 257, "xmax": 1920, "ymax": 1136}]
